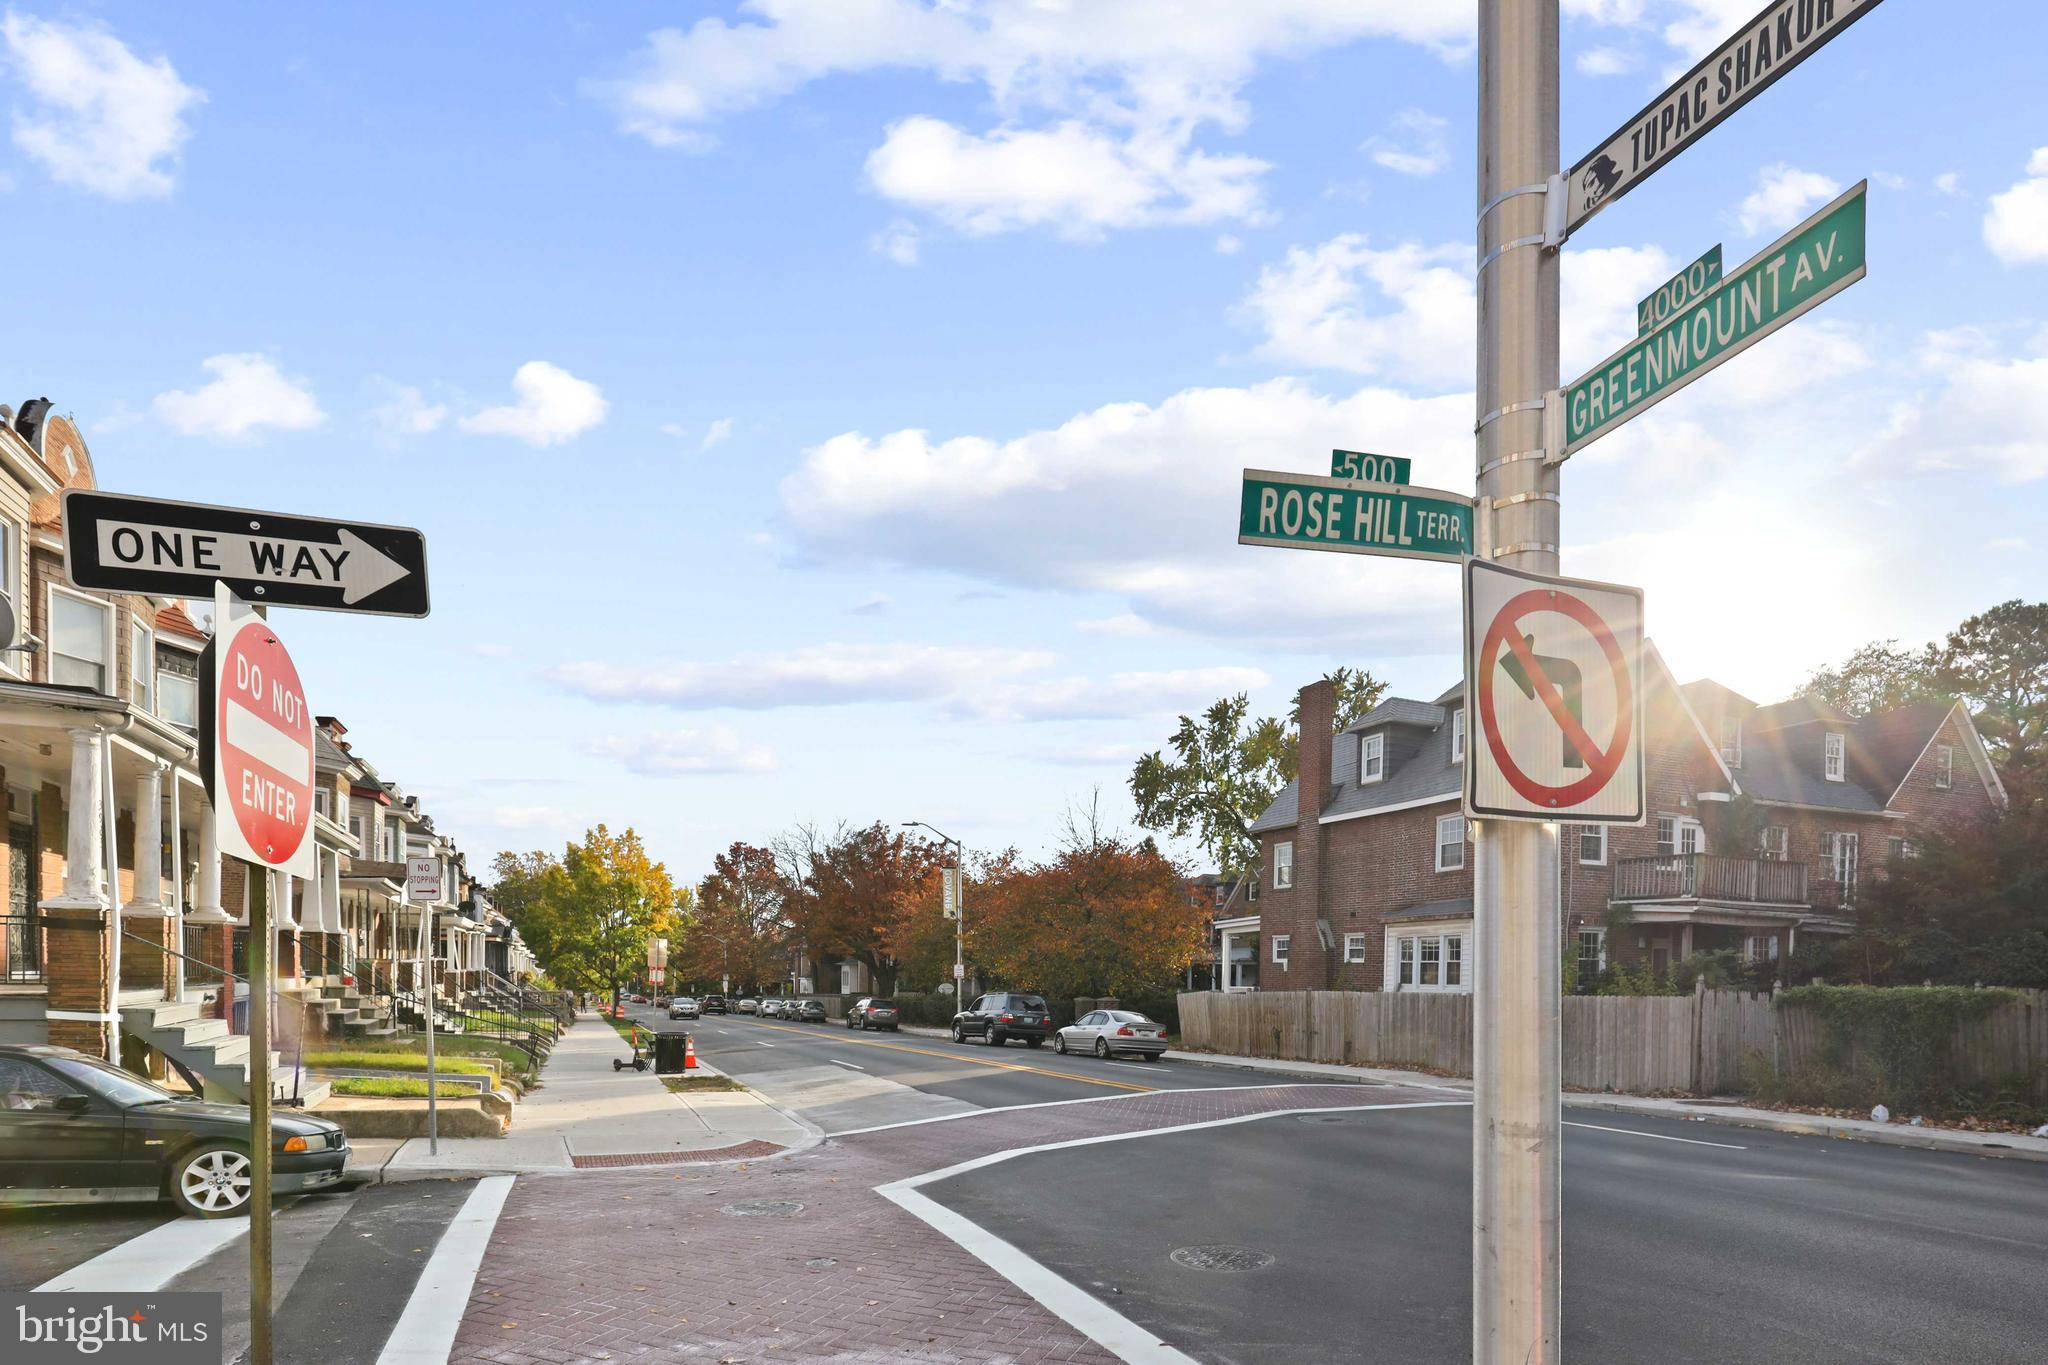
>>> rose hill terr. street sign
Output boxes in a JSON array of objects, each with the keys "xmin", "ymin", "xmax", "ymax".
[
  {"xmin": 1329, "ymin": 450, "xmax": 1413, "ymax": 485},
  {"xmin": 1564, "ymin": 180, "xmax": 1866, "ymax": 455},
  {"xmin": 1238, "ymin": 469, "xmax": 1472, "ymax": 564}
]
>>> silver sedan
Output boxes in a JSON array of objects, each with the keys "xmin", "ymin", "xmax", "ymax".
[{"xmin": 1054, "ymin": 1010, "xmax": 1168, "ymax": 1060}]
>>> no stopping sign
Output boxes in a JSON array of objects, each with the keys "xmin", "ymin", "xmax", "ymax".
[{"xmin": 1464, "ymin": 561, "xmax": 1644, "ymax": 824}]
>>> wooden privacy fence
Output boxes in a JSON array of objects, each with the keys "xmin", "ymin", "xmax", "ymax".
[{"xmin": 1178, "ymin": 987, "xmax": 2048, "ymax": 1098}]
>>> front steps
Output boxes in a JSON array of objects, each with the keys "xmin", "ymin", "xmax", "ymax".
[{"xmin": 120, "ymin": 997, "xmax": 331, "ymax": 1109}]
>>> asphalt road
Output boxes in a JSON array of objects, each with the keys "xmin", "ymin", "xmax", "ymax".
[
  {"xmin": 929, "ymin": 1101, "xmax": 2048, "ymax": 1365},
  {"xmin": 620, "ymin": 1002, "xmax": 1274, "ymax": 1128}
]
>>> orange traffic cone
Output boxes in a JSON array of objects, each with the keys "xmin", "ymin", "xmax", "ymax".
[{"xmin": 685, "ymin": 1037, "xmax": 698, "ymax": 1070}]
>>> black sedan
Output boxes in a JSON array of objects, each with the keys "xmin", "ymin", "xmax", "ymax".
[
  {"xmin": 951, "ymin": 992, "xmax": 1051, "ymax": 1047},
  {"xmin": 0, "ymin": 1044, "xmax": 351, "ymax": 1219}
]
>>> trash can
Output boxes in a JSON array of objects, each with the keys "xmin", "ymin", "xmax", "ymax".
[{"xmin": 653, "ymin": 1031, "xmax": 690, "ymax": 1075}]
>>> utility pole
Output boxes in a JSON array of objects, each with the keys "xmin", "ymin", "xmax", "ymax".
[
  {"xmin": 1473, "ymin": 3, "xmax": 1562, "ymax": 1363},
  {"xmin": 902, "ymin": 821, "xmax": 963, "ymax": 996}
]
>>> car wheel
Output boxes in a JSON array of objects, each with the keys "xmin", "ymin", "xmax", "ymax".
[
  {"xmin": 1093, "ymin": 1038, "xmax": 1110, "ymax": 1059},
  {"xmin": 1026, "ymin": 1037, "xmax": 1043, "ymax": 1049},
  {"xmin": 1140, "ymin": 1053, "xmax": 1158, "ymax": 1062},
  {"xmin": 988, "ymin": 1030, "xmax": 1005, "ymax": 1047},
  {"xmin": 1053, "ymin": 1034, "xmax": 1068, "ymax": 1054},
  {"xmin": 171, "ymin": 1143, "xmax": 253, "ymax": 1219}
]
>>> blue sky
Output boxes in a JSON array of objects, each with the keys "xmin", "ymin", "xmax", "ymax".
[{"xmin": 4, "ymin": 1, "xmax": 2044, "ymax": 877}]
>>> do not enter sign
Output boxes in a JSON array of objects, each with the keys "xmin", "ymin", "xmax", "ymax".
[
  {"xmin": 1464, "ymin": 561, "xmax": 1644, "ymax": 824},
  {"xmin": 206, "ymin": 583, "xmax": 318, "ymax": 875}
]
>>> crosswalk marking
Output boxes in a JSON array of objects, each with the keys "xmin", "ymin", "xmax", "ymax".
[
  {"xmin": 376, "ymin": 1175, "xmax": 516, "ymax": 1364},
  {"xmin": 35, "ymin": 1215, "xmax": 247, "ymax": 1293}
]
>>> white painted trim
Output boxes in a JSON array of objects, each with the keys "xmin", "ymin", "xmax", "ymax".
[
  {"xmin": 37, "ymin": 1214, "xmax": 248, "ymax": 1291},
  {"xmin": 45, "ymin": 1008, "xmax": 120, "ymax": 1022},
  {"xmin": 1653, "ymin": 641, "xmax": 1739, "ymax": 794},
  {"xmin": 876, "ymin": 1101, "xmax": 1467, "ymax": 1365},
  {"xmin": 1433, "ymin": 813, "xmax": 1466, "ymax": 872},
  {"xmin": 46, "ymin": 581, "xmax": 115, "ymax": 695},
  {"xmin": 1359, "ymin": 731, "xmax": 1385, "ymax": 784},
  {"xmin": 376, "ymin": 1174, "xmax": 516, "ymax": 1365},
  {"xmin": 1317, "ymin": 789, "xmax": 1458, "ymax": 825}
]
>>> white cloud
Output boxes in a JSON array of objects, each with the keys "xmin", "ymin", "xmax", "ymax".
[
  {"xmin": 966, "ymin": 666, "xmax": 1270, "ymax": 722},
  {"xmin": 549, "ymin": 642, "xmax": 1055, "ymax": 710},
  {"xmin": 152, "ymin": 354, "xmax": 325, "ymax": 440},
  {"xmin": 585, "ymin": 727, "xmax": 776, "ymax": 777},
  {"xmin": 1736, "ymin": 163, "xmax": 1840, "ymax": 236},
  {"xmin": 368, "ymin": 380, "xmax": 448, "ymax": 439},
  {"xmin": 698, "ymin": 416, "xmax": 735, "ymax": 451},
  {"xmin": 1240, "ymin": 234, "xmax": 1673, "ymax": 388},
  {"xmin": 0, "ymin": 13, "xmax": 202, "ymax": 199},
  {"xmin": 1933, "ymin": 171, "xmax": 1962, "ymax": 197},
  {"xmin": 1575, "ymin": 45, "xmax": 1636, "ymax": 76},
  {"xmin": 1039, "ymin": 741, "xmax": 1147, "ymax": 769},
  {"xmin": 458, "ymin": 361, "xmax": 606, "ymax": 446},
  {"xmin": 590, "ymin": 2, "xmax": 1473, "ymax": 238},
  {"xmin": 1562, "ymin": 0, "xmax": 1647, "ymax": 22},
  {"xmin": 1860, "ymin": 331, "xmax": 2048, "ymax": 483},
  {"xmin": 1983, "ymin": 148, "xmax": 2048, "ymax": 266},
  {"xmin": 1214, "ymin": 233, "xmax": 1243, "ymax": 255},
  {"xmin": 1365, "ymin": 108, "xmax": 1449, "ymax": 178},
  {"xmin": 865, "ymin": 115, "xmax": 1266, "ymax": 237},
  {"xmin": 872, "ymin": 218, "xmax": 921, "ymax": 265},
  {"xmin": 1075, "ymin": 613, "xmax": 1155, "ymax": 637},
  {"xmin": 1661, "ymin": 0, "xmax": 1762, "ymax": 59}
]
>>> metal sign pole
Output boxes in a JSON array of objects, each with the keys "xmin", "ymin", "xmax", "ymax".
[
  {"xmin": 1474, "ymin": 3, "xmax": 1563, "ymax": 1363},
  {"xmin": 421, "ymin": 900, "xmax": 438, "ymax": 1154},
  {"xmin": 249, "ymin": 864, "xmax": 273, "ymax": 1365}
]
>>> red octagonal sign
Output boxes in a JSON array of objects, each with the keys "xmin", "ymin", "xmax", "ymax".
[{"xmin": 213, "ymin": 599, "xmax": 315, "ymax": 872}]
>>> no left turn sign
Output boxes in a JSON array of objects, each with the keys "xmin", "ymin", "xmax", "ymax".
[{"xmin": 1464, "ymin": 560, "xmax": 1644, "ymax": 824}]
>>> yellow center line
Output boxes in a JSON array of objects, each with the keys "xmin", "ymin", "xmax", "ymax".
[{"xmin": 737, "ymin": 1018, "xmax": 1157, "ymax": 1093}]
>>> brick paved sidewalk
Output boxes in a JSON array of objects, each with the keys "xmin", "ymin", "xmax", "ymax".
[{"xmin": 450, "ymin": 1080, "xmax": 1450, "ymax": 1364}]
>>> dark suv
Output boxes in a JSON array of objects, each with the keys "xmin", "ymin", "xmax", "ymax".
[
  {"xmin": 952, "ymin": 992, "xmax": 1051, "ymax": 1048},
  {"xmin": 701, "ymin": 995, "xmax": 728, "ymax": 1014},
  {"xmin": 847, "ymin": 998, "xmax": 900, "ymax": 1031}
]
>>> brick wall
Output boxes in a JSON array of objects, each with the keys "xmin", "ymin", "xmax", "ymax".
[{"xmin": 1321, "ymin": 799, "xmax": 1469, "ymax": 988}]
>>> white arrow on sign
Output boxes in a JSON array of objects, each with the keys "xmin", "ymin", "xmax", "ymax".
[{"xmin": 96, "ymin": 520, "xmax": 411, "ymax": 604}]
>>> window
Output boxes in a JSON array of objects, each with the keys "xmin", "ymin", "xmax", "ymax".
[
  {"xmin": 1451, "ymin": 708, "xmax": 1466, "ymax": 764},
  {"xmin": 1934, "ymin": 744, "xmax": 1953, "ymax": 790},
  {"xmin": 349, "ymin": 815, "xmax": 366, "ymax": 854},
  {"xmin": 1719, "ymin": 715, "xmax": 1742, "ymax": 767},
  {"xmin": 1821, "ymin": 831, "xmax": 1860, "ymax": 897},
  {"xmin": 1656, "ymin": 815, "xmax": 1702, "ymax": 858},
  {"xmin": 1435, "ymin": 815, "xmax": 1465, "ymax": 871},
  {"xmin": 1271, "ymin": 934, "xmax": 1291, "ymax": 967},
  {"xmin": 1394, "ymin": 932, "xmax": 1466, "ymax": 991},
  {"xmin": 314, "ymin": 790, "xmax": 331, "ymax": 819},
  {"xmin": 1577, "ymin": 825, "xmax": 1606, "ymax": 865},
  {"xmin": 1272, "ymin": 841, "xmax": 1294, "ymax": 890},
  {"xmin": 1656, "ymin": 815, "xmax": 1676, "ymax": 856},
  {"xmin": 1343, "ymin": 932, "xmax": 1366, "ymax": 964},
  {"xmin": 1742, "ymin": 934, "xmax": 1781, "ymax": 962},
  {"xmin": 48, "ymin": 588, "xmax": 112, "ymax": 692},
  {"xmin": 129, "ymin": 619, "xmax": 154, "ymax": 709},
  {"xmin": 157, "ymin": 671, "xmax": 198, "ymax": 729},
  {"xmin": 1360, "ymin": 732, "xmax": 1385, "ymax": 783},
  {"xmin": 1758, "ymin": 826, "xmax": 1788, "ymax": 860},
  {"xmin": 1576, "ymin": 929, "xmax": 1605, "ymax": 984},
  {"xmin": 1823, "ymin": 731, "xmax": 1846, "ymax": 782},
  {"xmin": 1888, "ymin": 836, "xmax": 1917, "ymax": 862}
]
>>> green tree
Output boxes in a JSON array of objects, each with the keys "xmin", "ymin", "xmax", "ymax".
[
  {"xmin": 505, "ymin": 826, "xmax": 684, "ymax": 1010},
  {"xmin": 1129, "ymin": 668, "xmax": 1385, "ymax": 877},
  {"xmin": 1933, "ymin": 599, "xmax": 2048, "ymax": 793},
  {"xmin": 1798, "ymin": 640, "xmax": 1941, "ymax": 715},
  {"xmin": 1700, "ymin": 791, "xmax": 1767, "ymax": 858}
]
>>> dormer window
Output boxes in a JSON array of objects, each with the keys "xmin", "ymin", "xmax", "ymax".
[
  {"xmin": 1719, "ymin": 715, "xmax": 1741, "ymax": 767},
  {"xmin": 1450, "ymin": 708, "xmax": 1466, "ymax": 764},
  {"xmin": 1360, "ymin": 732, "xmax": 1385, "ymax": 784},
  {"xmin": 1823, "ymin": 731, "xmax": 1845, "ymax": 782},
  {"xmin": 1934, "ymin": 744, "xmax": 1953, "ymax": 790}
]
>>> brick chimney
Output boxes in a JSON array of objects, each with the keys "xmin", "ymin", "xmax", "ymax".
[{"xmin": 1294, "ymin": 679, "xmax": 1335, "ymax": 986}]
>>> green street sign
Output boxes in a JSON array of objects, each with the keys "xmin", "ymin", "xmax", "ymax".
[
  {"xmin": 1329, "ymin": 449, "xmax": 1412, "ymax": 485},
  {"xmin": 1239, "ymin": 469, "xmax": 1472, "ymax": 564},
  {"xmin": 1637, "ymin": 244, "xmax": 1721, "ymax": 335},
  {"xmin": 1565, "ymin": 180, "xmax": 1866, "ymax": 455}
]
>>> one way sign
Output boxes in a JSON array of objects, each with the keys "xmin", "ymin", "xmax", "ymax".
[{"xmin": 62, "ymin": 489, "xmax": 430, "ymax": 618}]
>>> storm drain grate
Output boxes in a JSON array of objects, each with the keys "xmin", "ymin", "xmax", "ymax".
[
  {"xmin": 1171, "ymin": 1245, "xmax": 1275, "ymax": 1273},
  {"xmin": 721, "ymin": 1199, "xmax": 806, "ymax": 1218}
]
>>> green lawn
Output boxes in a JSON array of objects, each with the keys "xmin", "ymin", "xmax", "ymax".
[
  {"xmin": 328, "ymin": 1076, "xmax": 479, "ymax": 1098},
  {"xmin": 307, "ymin": 1036, "xmax": 538, "ymax": 1082},
  {"xmin": 304, "ymin": 1050, "xmax": 493, "ymax": 1075}
]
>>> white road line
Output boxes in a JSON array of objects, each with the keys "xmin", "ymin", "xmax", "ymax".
[
  {"xmin": 878, "ymin": 1101, "xmax": 1466, "ymax": 1365},
  {"xmin": 1566, "ymin": 1120, "xmax": 1746, "ymax": 1150},
  {"xmin": 1105, "ymin": 1062, "xmax": 1151, "ymax": 1070},
  {"xmin": 376, "ymin": 1175, "xmax": 516, "ymax": 1365},
  {"xmin": 831, "ymin": 1081, "xmax": 1335, "ymax": 1138},
  {"xmin": 757, "ymin": 1041, "xmax": 776, "ymax": 1048},
  {"xmin": 36, "ymin": 1215, "xmax": 248, "ymax": 1292},
  {"xmin": 829, "ymin": 1059, "xmax": 865, "ymax": 1070}
]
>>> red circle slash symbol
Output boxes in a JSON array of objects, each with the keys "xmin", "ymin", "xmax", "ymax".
[{"xmin": 1475, "ymin": 589, "xmax": 1632, "ymax": 809}]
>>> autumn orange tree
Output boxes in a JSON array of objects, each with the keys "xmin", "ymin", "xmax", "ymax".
[
  {"xmin": 778, "ymin": 822, "xmax": 939, "ymax": 997},
  {"xmin": 681, "ymin": 842, "xmax": 785, "ymax": 993}
]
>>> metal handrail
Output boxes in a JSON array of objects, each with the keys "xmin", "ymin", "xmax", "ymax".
[{"xmin": 118, "ymin": 926, "xmax": 313, "ymax": 1108}]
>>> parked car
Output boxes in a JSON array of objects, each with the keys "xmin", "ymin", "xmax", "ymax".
[
  {"xmin": 669, "ymin": 997, "xmax": 700, "ymax": 1020},
  {"xmin": 0, "ymin": 1045, "xmax": 351, "ymax": 1219},
  {"xmin": 952, "ymin": 992, "xmax": 1051, "ymax": 1047},
  {"xmin": 1054, "ymin": 1009, "xmax": 1167, "ymax": 1060},
  {"xmin": 702, "ymin": 995, "xmax": 728, "ymax": 1014},
  {"xmin": 794, "ymin": 999, "xmax": 828, "ymax": 1023},
  {"xmin": 846, "ymin": 997, "xmax": 901, "ymax": 1031},
  {"xmin": 653, "ymin": 996, "xmax": 671, "ymax": 1009},
  {"xmin": 736, "ymin": 998, "xmax": 758, "ymax": 1014},
  {"xmin": 629, "ymin": 994, "xmax": 648, "ymax": 1005},
  {"xmin": 759, "ymin": 999, "xmax": 783, "ymax": 1018}
]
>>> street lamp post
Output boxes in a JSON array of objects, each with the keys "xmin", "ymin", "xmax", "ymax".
[{"xmin": 902, "ymin": 820, "xmax": 963, "ymax": 997}]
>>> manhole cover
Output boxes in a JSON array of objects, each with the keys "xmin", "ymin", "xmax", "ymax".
[
  {"xmin": 720, "ymin": 1200, "xmax": 804, "ymax": 1218},
  {"xmin": 805, "ymin": 1257, "xmax": 838, "ymax": 1269},
  {"xmin": 1171, "ymin": 1245, "xmax": 1275, "ymax": 1273}
]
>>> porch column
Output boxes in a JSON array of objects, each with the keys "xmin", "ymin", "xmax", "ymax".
[
  {"xmin": 188, "ymin": 801, "xmax": 232, "ymax": 922},
  {"xmin": 50, "ymin": 728, "xmax": 106, "ymax": 907},
  {"xmin": 119, "ymin": 762, "xmax": 174, "ymax": 999},
  {"xmin": 40, "ymin": 728, "xmax": 112, "ymax": 1057}
]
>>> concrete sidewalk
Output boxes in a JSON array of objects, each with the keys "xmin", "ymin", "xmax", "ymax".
[
  {"xmin": 357, "ymin": 1014, "xmax": 815, "ymax": 1181},
  {"xmin": 1165, "ymin": 1048, "xmax": 2048, "ymax": 1162}
]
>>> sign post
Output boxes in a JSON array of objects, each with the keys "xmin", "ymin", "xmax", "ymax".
[{"xmin": 407, "ymin": 855, "xmax": 441, "ymax": 1152}]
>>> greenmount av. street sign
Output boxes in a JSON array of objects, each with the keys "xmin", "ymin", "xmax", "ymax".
[
  {"xmin": 1564, "ymin": 180, "xmax": 1866, "ymax": 455},
  {"xmin": 1638, "ymin": 245, "xmax": 1722, "ymax": 335},
  {"xmin": 1238, "ymin": 469, "xmax": 1473, "ymax": 563}
]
